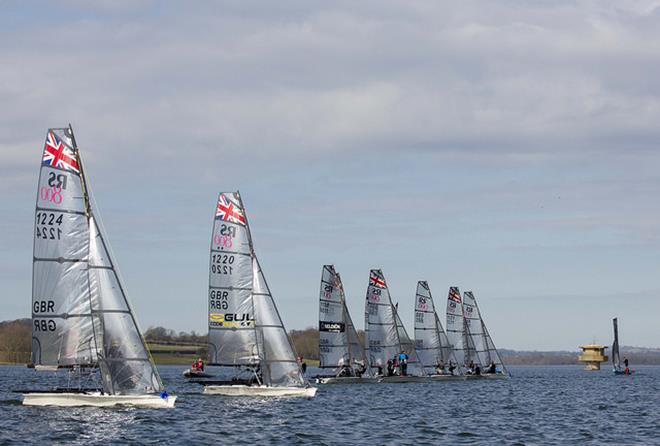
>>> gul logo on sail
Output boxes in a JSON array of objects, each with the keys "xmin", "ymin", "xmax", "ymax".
[
  {"xmin": 42, "ymin": 131, "xmax": 79, "ymax": 173},
  {"xmin": 209, "ymin": 312, "xmax": 254, "ymax": 328},
  {"xmin": 216, "ymin": 195, "xmax": 246, "ymax": 226}
]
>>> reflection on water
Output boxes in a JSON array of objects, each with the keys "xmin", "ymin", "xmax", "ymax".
[{"xmin": 2, "ymin": 365, "xmax": 660, "ymax": 444}]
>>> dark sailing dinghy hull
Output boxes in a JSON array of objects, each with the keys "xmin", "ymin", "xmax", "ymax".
[
  {"xmin": 378, "ymin": 376, "xmax": 429, "ymax": 383},
  {"xmin": 183, "ymin": 369, "xmax": 215, "ymax": 379},
  {"xmin": 428, "ymin": 374, "xmax": 466, "ymax": 382},
  {"xmin": 22, "ymin": 392, "xmax": 176, "ymax": 408},
  {"xmin": 314, "ymin": 376, "xmax": 379, "ymax": 385},
  {"xmin": 202, "ymin": 385, "xmax": 317, "ymax": 397}
]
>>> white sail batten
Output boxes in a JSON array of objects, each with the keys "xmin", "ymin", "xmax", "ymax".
[
  {"xmin": 414, "ymin": 281, "xmax": 458, "ymax": 374},
  {"xmin": 32, "ymin": 127, "xmax": 164, "ymax": 396}
]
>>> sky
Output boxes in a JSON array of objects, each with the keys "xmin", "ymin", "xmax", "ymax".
[{"xmin": 2, "ymin": 0, "xmax": 660, "ymax": 350}]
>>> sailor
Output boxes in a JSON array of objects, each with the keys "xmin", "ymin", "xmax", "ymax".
[
  {"xmin": 474, "ymin": 364, "xmax": 481, "ymax": 376},
  {"xmin": 373, "ymin": 359, "xmax": 383, "ymax": 376},
  {"xmin": 448, "ymin": 361, "xmax": 457, "ymax": 376},
  {"xmin": 398, "ymin": 351, "xmax": 409, "ymax": 376},
  {"xmin": 300, "ymin": 356, "xmax": 307, "ymax": 375},
  {"xmin": 392, "ymin": 357, "xmax": 398, "ymax": 375},
  {"xmin": 337, "ymin": 357, "xmax": 349, "ymax": 377},
  {"xmin": 355, "ymin": 360, "xmax": 367, "ymax": 377},
  {"xmin": 487, "ymin": 361, "xmax": 496, "ymax": 374},
  {"xmin": 624, "ymin": 357, "xmax": 630, "ymax": 374},
  {"xmin": 467, "ymin": 360, "xmax": 475, "ymax": 375},
  {"xmin": 435, "ymin": 359, "xmax": 445, "ymax": 375},
  {"xmin": 196, "ymin": 357, "xmax": 205, "ymax": 372},
  {"xmin": 386, "ymin": 359, "xmax": 394, "ymax": 377}
]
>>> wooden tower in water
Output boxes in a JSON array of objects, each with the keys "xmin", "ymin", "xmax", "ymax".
[{"xmin": 578, "ymin": 344, "xmax": 608, "ymax": 370}]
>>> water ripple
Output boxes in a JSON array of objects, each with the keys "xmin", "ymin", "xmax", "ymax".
[{"xmin": 2, "ymin": 365, "xmax": 660, "ymax": 444}]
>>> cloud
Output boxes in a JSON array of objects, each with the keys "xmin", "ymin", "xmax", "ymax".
[{"xmin": 2, "ymin": 1, "xmax": 660, "ymax": 348}]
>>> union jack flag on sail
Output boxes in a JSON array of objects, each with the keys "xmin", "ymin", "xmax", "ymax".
[
  {"xmin": 369, "ymin": 270, "xmax": 386, "ymax": 289},
  {"xmin": 216, "ymin": 194, "xmax": 246, "ymax": 226},
  {"xmin": 448, "ymin": 287, "xmax": 461, "ymax": 303},
  {"xmin": 42, "ymin": 131, "xmax": 79, "ymax": 173}
]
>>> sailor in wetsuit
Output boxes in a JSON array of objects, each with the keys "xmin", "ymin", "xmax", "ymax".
[
  {"xmin": 398, "ymin": 351, "xmax": 409, "ymax": 376},
  {"xmin": 487, "ymin": 361, "xmax": 496, "ymax": 374}
]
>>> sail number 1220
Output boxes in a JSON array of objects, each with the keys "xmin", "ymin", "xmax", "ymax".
[{"xmin": 211, "ymin": 254, "xmax": 234, "ymax": 275}]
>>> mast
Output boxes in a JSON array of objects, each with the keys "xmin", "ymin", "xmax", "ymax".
[{"xmin": 70, "ymin": 125, "xmax": 102, "ymax": 371}]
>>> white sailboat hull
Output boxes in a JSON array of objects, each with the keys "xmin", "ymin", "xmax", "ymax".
[
  {"xmin": 378, "ymin": 375, "xmax": 428, "ymax": 383},
  {"xmin": 428, "ymin": 374, "xmax": 467, "ymax": 381},
  {"xmin": 203, "ymin": 385, "xmax": 317, "ymax": 397},
  {"xmin": 22, "ymin": 392, "xmax": 176, "ymax": 408},
  {"xmin": 315, "ymin": 376, "xmax": 380, "ymax": 385}
]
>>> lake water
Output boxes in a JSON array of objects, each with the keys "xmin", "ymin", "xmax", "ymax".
[{"xmin": 1, "ymin": 364, "xmax": 658, "ymax": 445}]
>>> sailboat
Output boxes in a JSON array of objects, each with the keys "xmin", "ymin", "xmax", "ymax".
[
  {"xmin": 463, "ymin": 291, "xmax": 508, "ymax": 379},
  {"xmin": 365, "ymin": 270, "xmax": 426, "ymax": 383},
  {"xmin": 23, "ymin": 126, "xmax": 175, "ymax": 408},
  {"xmin": 414, "ymin": 281, "xmax": 464, "ymax": 381},
  {"xmin": 315, "ymin": 265, "xmax": 376, "ymax": 384},
  {"xmin": 612, "ymin": 318, "xmax": 631, "ymax": 375},
  {"xmin": 199, "ymin": 192, "xmax": 316, "ymax": 397}
]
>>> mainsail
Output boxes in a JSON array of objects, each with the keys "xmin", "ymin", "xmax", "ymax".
[
  {"xmin": 207, "ymin": 192, "xmax": 306, "ymax": 387},
  {"xmin": 318, "ymin": 265, "xmax": 366, "ymax": 371},
  {"xmin": 365, "ymin": 269, "xmax": 424, "ymax": 375},
  {"xmin": 464, "ymin": 291, "xmax": 507, "ymax": 374},
  {"xmin": 414, "ymin": 281, "xmax": 458, "ymax": 374},
  {"xmin": 32, "ymin": 126, "xmax": 163, "ymax": 395},
  {"xmin": 612, "ymin": 317, "xmax": 621, "ymax": 371},
  {"xmin": 445, "ymin": 287, "xmax": 466, "ymax": 367}
]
